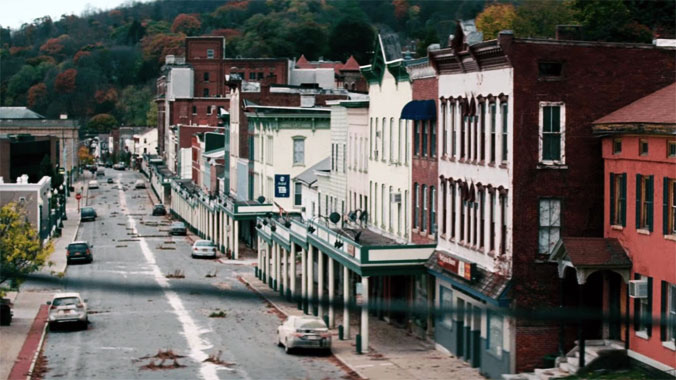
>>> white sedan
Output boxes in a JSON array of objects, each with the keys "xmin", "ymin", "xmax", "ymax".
[
  {"xmin": 277, "ymin": 315, "xmax": 331, "ymax": 354},
  {"xmin": 191, "ymin": 240, "xmax": 217, "ymax": 258},
  {"xmin": 88, "ymin": 180, "xmax": 99, "ymax": 189},
  {"xmin": 47, "ymin": 292, "xmax": 88, "ymax": 329}
]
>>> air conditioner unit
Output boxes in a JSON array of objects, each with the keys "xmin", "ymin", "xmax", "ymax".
[
  {"xmin": 629, "ymin": 280, "xmax": 648, "ymax": 298},
  {"xmin": 391, "ymin": 192, "xmax": 402, "ymax": 203}
]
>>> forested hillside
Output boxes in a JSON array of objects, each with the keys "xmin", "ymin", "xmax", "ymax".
[{"xmin": 0, "ymin": 0, "xmax": 672, "ymax": 135}]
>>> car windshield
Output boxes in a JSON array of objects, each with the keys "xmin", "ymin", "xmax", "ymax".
[
  {"xmin": 172, "ymin": 223, "xmax": 185, "ymax": 228},
  {"xmin": 195, "ymin": 241, "xmax": 212, "ymax": 247},
  {"xmin": 296, "ymin": 319, "xmax": 325, "ymax": 329},
  {"xmin": 68, "ymin": 243, "xmax": 88, "ymax": 251},
  {"xmin": 82, "ymin": 208, "xmax": 94, "ymax": 213},
  {"xmin": 52, "ymin": 297, "xmax": 80, "ymax": 306}
]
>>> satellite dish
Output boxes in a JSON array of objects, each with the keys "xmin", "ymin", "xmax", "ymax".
[
  {"xmin": 348, "ymin": 211, "xmax": 357, "ymax": 221},
  {"xmin": 329, "ymin": 212, "xmax": 341, "ymax": 224},
  {"xmin": 257, "ymin": 196, "xmax": 266, "ymax": 203}
]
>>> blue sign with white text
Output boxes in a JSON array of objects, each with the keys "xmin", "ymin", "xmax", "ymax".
[{"xmin": 274, "ymin": 174, "xmax": 290, "ymax": 198}]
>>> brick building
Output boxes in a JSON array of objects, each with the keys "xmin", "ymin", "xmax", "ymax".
[
  {"xmin": 588, "ymin": 83, "xmax": 675, "ymax": 374},
  {"xmin": 429, "ymin": 29, "xmax": 675, "ymax": 378}
]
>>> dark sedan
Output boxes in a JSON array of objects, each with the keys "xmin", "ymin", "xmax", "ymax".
[
  {"xmin": 169, "ymin": 222, "xmax": 187, "ymax": 236},
  {"xmin": 80, "ymin": 207, "xmax": 97, "ymax": 221},
  {"xmin": 66, "ymin": 241, "xmax": 93, "ymax": 264},
  {"xmin": 152, "ymin": 204, "xmax": 167, "ymax": 216}
]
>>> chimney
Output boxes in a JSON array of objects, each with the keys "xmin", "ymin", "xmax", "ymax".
[{"xmin": 556, "ymin": 25, "xmax": 583, "ymax": 41}]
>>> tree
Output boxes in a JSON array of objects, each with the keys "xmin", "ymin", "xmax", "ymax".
[
  {"xmin": 328, "ymin": 17, "xmax": 375, "ymax": 64},
  {"xmin": 27, "ymin": 83, "xmax": 47, "ymax": 108},
  {"xmin": 475, "ymin": 3, "xmax": 517, "ymax": 40},
  {"xmin": 54, "ymin": 68, "xmax": 77, "ymax": 93},
  {"xmin": 171, "ymin": 14, "xmax": 201, "ymax": 36},
  {"xmin": 78, "ymin": 145, "xmax": 95, "ymax": 165},
  {"xmin": 571, "ymin": 0, "xmax": 653, "ymax": 43},
  {"xmin": 146, "ymin": 100, "xmax": 158, "ymax": 127},
  {"xmin": 0, "ymin": 203, "xmax": 53, "ymax": 291},
  {"xmin": 513, "ymin": 0, "xmax": 576, "ymax": 38},
  {"xmin": 87, "ymin": 113, "xmax": 118, "ymax": 133}
]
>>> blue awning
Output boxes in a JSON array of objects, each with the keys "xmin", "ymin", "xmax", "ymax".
[{"xmin": 400, "ymin": 100, "xmax": 436, "ymax": 121}]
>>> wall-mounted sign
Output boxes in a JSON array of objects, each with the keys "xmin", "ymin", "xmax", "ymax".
[
  {"xmin": 437, "ymin": 252, "xmax": 476, "ymax": 282},
  {"xmin": 274, "ymin": 174, "xmax": 290, "ymax": 198},
  {"xmin": 346, "ymin": 243, "xmax": 355, "ymax": 257}
]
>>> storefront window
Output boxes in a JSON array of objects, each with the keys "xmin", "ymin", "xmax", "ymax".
[
  {"xmin": 488, "ymin": 311, "xmax": 503, "ymax": 358},
  {"xmin": 440, "ymin": 286, "xmax": 453, "ymax": 329}
]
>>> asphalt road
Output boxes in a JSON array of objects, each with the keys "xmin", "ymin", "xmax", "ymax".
[{"xmin": 41, "ymin": 168, "xmax": 349, "ymax": 380}]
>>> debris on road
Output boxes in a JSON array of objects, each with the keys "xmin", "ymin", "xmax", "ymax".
[
  {"xmin": 165, "ymin": 270, "xmax": 184, "ymax": 279},
  {"xmin": 203, "ymin": 351, "xmax": 235, "ymax": 368},
  {"xmin": 208, "ymin": 310, "xmax": 226, "ymax": 318},
  {"xmin": 205, "ymin": 270, "xmax": 218, "ymax": 278}
]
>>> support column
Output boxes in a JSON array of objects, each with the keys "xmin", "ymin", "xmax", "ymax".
[
  {"xmin": 233, "ymin": 220, "xmax": 239, "ymax": 259},
  {"xmin": 274, "ymin": 243, "xmax": 280, "ymax": 291},
  {"xmin": 343, "ymin": 266, "xmax": 351, "ymax": 339},
  {"xmin": 328, "ymin": 257, "xmax": 335, "ymax": 328},
  {"xmin": 308, "ymin": 245, "xmax": 315, "ymax": 316},
  {"xmin": 454, "ymin": 182, "xmax": 461, "ymax": 239},
  {"xmin": 301, "ymin": 246, "xmax": 307, "ymax": 313},
  {"xmin": 578, "ymin": 283, "xmax": 586, "ymax": 368},
  {"xmin": 361, "ymin": 276, "xmax": 370, "ymax": 353},
  {"xmin": 280, "ymin": 246, "xmax": 286, "ymax": 296},
  {"xmin": 318, "ymin": 249, "xmax": 325, "ymax": 319},
  {"xmin": 290, "ymin": 244, "xmax": 297, "ymax": 300}
]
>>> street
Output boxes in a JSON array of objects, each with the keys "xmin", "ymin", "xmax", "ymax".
[{"xmin": 39, "ymin": 168, "xmax": 350, "ymax": 380}]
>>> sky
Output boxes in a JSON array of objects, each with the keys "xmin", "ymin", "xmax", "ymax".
[{"xmin": 0, "ymin": 0, "xmax": 153, "ymax": 30}]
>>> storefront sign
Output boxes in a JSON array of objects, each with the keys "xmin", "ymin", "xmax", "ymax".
[
  {"xmin": 274, "ymin": 174, "xmax": 290, "ymax": 198},
  {"xmin": 346, "ymin": 243, "xmax": 355, "ymax": 257},
  {"xmin": 437, "ymin": 253, "xmax": 476, "ymax": 282}
]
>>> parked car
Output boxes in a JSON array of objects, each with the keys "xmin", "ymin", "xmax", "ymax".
[
  {"xmin": 66, "ymin": 241, "xmax": 93, "ymax": 264},
  {"xmin": 104, "ymin": 161, "xmax": 113, "ymax": 168},
  {"xmin": 134, "ymin": 180, "xmax": 146, "ymax": 189},
  {"xmin": 85, "ymin": 164, "xmax": 97, "ymax": 173},
  {"xmin": 80, "ymin": 207, "xmax": 97, "ymax": 221},
  {"xmin": 277, "ymin": 315, "xmax": 331, "ymax": 354},
  {"xmin": 96, "ymin": 169, "xmax": 105, "ymax": 177},
  {"xmin": 88, "ymin": 180, "xmax": 99, "ymax": 189},
  {"xmin": 0, "ymin": 298, "xmax": 12, "ymax": 326},
  {"xmin": 47, "ymin": 292, "xmax": 88, "ymax": 329},
  {"xmin": 152, "ymin": 204, "xmax": 166, "ymax": 216},
  {"xmin": 112, "ymin": 163, "xmax": 124, "ymax": 170},
  {"xmin": 169, "ymin": 222, "xmax": 187, "ymax": 236},
  {"xmin": 107, "ymin": 178, "xmax": 114, "ymax": 184},
  {"xmin": 191, "ymin": 240, "xmax": 217, "ymax": 258}
]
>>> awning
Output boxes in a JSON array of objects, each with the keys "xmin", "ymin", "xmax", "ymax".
[
  {"xmin": 550, "ymin": 237, "xmax": 632, "ymax": 284},
  {"xmin": 203, "ymin": 148, "xmax": 225, "ymax": 159},
  {"xmin": 400, "ymin": 100, "xmax": 436, "ymax": 121}
]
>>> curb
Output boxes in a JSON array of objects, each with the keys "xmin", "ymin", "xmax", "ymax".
[
  {"xmin": 8, "ymin": 305, "xmax": 48, "ymax": 380},
  {"xmin": 238, "ymin": 275, "xmax": 368, "ymax": 380}
]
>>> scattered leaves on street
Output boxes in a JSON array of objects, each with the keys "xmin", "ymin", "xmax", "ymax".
[
  {"xmin": 203, "ymin": 351, "xmax": 235, "ymax": 368},
  {"xmin": 165, "ymin": 269, "xmax": 184, "ymax": 279},
  {"xmin": 208, "ymin": 310, "xmax": 226, "ymax": 318}
]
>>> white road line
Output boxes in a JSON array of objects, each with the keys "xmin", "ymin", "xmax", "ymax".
[{"xmin": 119, "ymin": 188, "xmax": 235, "ymax": 379}]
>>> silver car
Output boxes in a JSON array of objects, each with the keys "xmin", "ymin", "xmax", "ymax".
[
  {"xmin": 277, "ymin": 315, "xmax": 331, "ymax": 354},
  {"xmin": 47, "ymin": 292, "xmax": 88, "ymax": 329},
  {"xmin": 191, "ymin": 240, "xmax": 217, "ymax": 258}
]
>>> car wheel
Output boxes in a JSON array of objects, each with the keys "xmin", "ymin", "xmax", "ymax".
[{"xmin": 277, "ymin": 335, "xmax": 283, "ymax": 347}]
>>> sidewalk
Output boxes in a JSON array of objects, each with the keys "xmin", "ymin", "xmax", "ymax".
[
  {"xmin": 240, "ymin": 273, "xmax": 485, "ymax": 380},
  {"xmin": 0, "ymin": 176, "xmax": 86, "ymax": 380}
]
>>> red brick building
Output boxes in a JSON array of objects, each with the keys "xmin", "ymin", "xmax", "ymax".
[{"xmin": 590, "ymin": 83, "xmax": 676, "ymax": 373}]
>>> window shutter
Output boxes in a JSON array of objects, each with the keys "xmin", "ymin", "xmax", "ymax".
[
  {"xmin": 633, "ymin": 273, "xmax": 641, "ymax": 331},
  {"xmin": 661, "ymin": 281, "xmax": 668, "ymax": 341},
  {"xmin": 621, "ymin": 174, "xmax": 627, "ymax": 226},
  {"xmin": 647, "ymin": 276, "xmax": 653, "ymax": 337},
  {"xmin": 610, "ymin": 173, "xmax": 616, "ymax": 224},
  {"xmin": 664, "ymin": 177, "xmax": 670, "ymax": 235},
  {"xmin": 647, "ymin": 176, "xmax": 654, "ymax": 232},
  {"xmin": 636, "ymin": 174, "xmax": 642, "ymax": 229}
]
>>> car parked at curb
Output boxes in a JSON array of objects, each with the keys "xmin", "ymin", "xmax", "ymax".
[
  {"xmin": 152, "ymin": 204, "xmax": 166, "ymax": 216},
  {"xmin": 66, "ymin": 241, "xmax": 93, "ymax": 264},
  {"xmin": 80, "ymin": 207, "xmax": 97, "ymax": 221},
  {"xmin": 169, "ymin": 221, "xmax": 187, "ymax": 236},
  {"xmin": 47, "ymin": 293, "xmax": 88, "ymax": 329},
  {"xmin": 107, "ymin": 177, "xmax": 114, "ymax": 184},
  {"xmin": 134, "ymin": 180, "xmax": 146, "ymax": 189},
  {"xmin": 88, "ymin": 180, "xmax": 99, "ymax": 189},
  {"xmin": 277, "ymin": 315, "xmax": 331, "ymax": 354},
  {"xmin": 191, "ymin": 240, "xmax": 217, "ymax": 258}
]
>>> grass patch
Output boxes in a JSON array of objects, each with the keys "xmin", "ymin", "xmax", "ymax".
[{"xmin": 561, "ymin": 368, "xmax": 656, "ymax": 380}]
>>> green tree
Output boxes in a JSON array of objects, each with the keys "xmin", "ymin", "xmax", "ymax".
[
  {"xmin": 476, "ymin": 3, "xmax": 517, "ymax": 40},
  {"xmin": 571, "ymin": 0, "xmax": 653, "ymax": 43},
  {"xmin": 87, "ymin": 113, "xmax": 117, "ymax": 133},
  {"xmin": 513, "ymin": 0, "xmax": 576, "ymax": 38},
  {"xmin": 0, "ymin": 203, "xmax": 53, "ymax": 291},
  {"xmin": 116, "ymin": 85, "xmax": 151, "ymax": 126},
  {"xmin": 146, "ymin": 100, "xmax": 158, "ymax": 127},
  {"xmin": 327, "ymin": 17, "xmax": 374, "ymax": 64}
]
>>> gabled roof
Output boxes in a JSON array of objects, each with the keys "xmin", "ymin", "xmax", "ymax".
[
  {"xmin": 550, "ymin": 237, "xmax": 631, "ymax": 268},
  {"xmin": 341, "ymin": 55, "xmax": 360, "ymax": 71},
  {"xmin": 594, "ymin": 83, "xmax": 676, "ymax": 125},
  {"xmin": 0, "ymin": 107, "xmax": 45, "ymax": 119},
  {"xmin": 294, "ymin": 157, "xmax": 330, "ymax": 186}
]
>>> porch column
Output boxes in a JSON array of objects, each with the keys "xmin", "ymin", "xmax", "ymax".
[
  {"xmin": 360, "ymin": 276, "xmax": 370, "ymax": 353},
  {"xmin": 274, "ymin": 243, "xmax": 280, "ymax": 291},
  {"xmin": 328, "ymin": 256, "xmax": 335, "ymax": 328},
  {"xmin": 578, "ymin": 283, "xmax": 586, "ymax": 368},
  {"xmin": 301, "ymin": 246, "xmax": 307, "ymax": 312},
  {"xmin": 318, "ymin": 249, "xmax": 325, "ymax": 319},
  {"xmin": 288, "ymin": 244, "xmax": 295, "ymax": 301},
  {"xmin": 454, "ymin": 182, "xmax": 461, "ymax": 239},
  {"xmin": 233, "ymin": 220, "xmax": 239, "ymax": 259},
  {"xmin": 308, "ymin": 245, "xmax": 315, "ymax": 315},
  {"xmin": 343, "ymin": 266, "xmax": 351, "ymax": 339},
  {"xmin": 280, "ymin": 246, "xmax": 286, "ymax": 296},
  {"xmin": 265, "ymin": 242, "xmax": 271, "ymax": 285},
  {"xmin": 483, "ymin": 190, "xmax": 490, "ymax": 255}
]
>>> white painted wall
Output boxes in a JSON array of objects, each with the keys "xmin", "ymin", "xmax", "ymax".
[
  {"xmin": 436, "ymin": 67, "xmax": 514, "ymax": 274},
  {"xmin": 367, "ymin": 69, "xmax": 412, "ymax": 242},
  {"xmin": 346, "ymin": 106, "xmax": 369, "ymax": 213}
]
